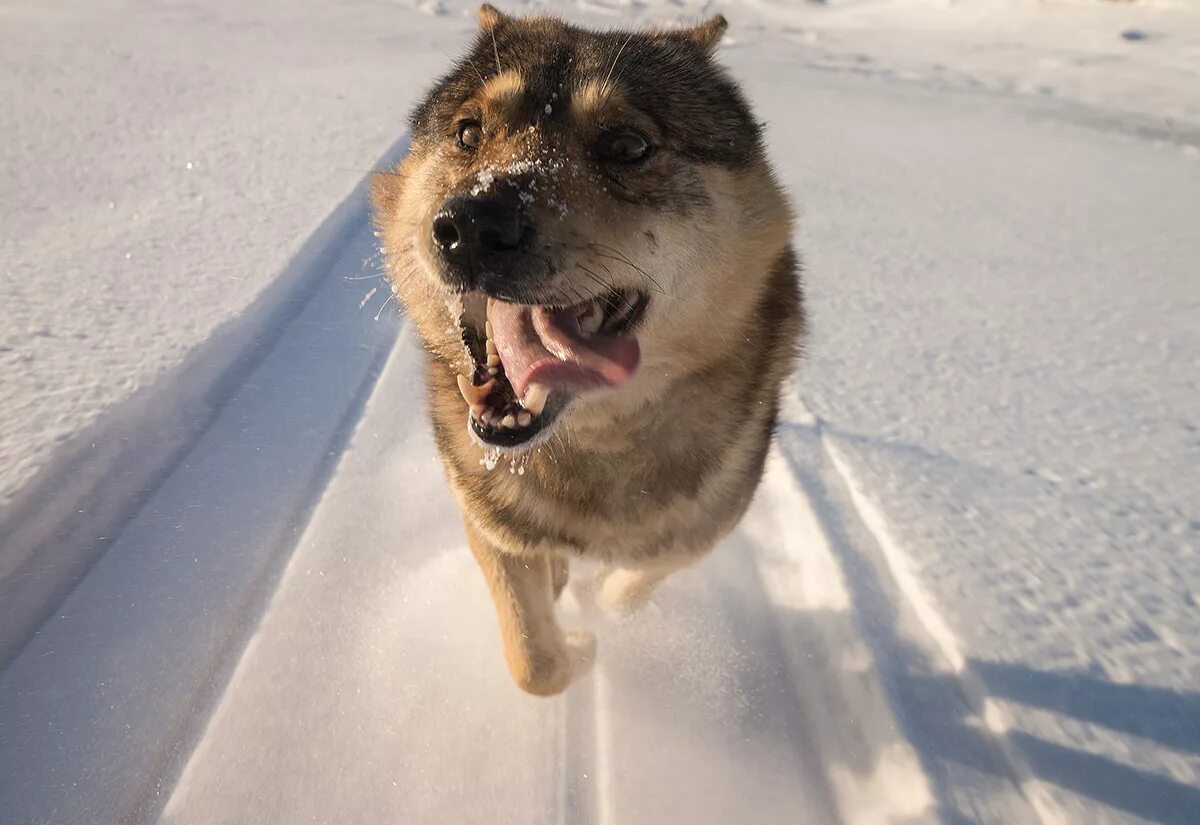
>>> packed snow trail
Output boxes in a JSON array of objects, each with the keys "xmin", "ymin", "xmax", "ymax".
[
  {"xmin": 156, "ymin": 335, "xmax": 862, "ymax": 825},
  {"xmin": 0, "ymin": 206, "xmax": 401, "ymax": 825},
  {"xmin": 170, "ymin": 73, "xmax": 1200, "ymax": 825},
  {"xmin": 2, "ymin": 3, "xmax": 1199, "ymax": 825}
]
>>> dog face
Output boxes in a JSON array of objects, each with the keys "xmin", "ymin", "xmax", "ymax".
[{"xmin": 373, "ymin": 6, "xmax": 789, "ymax": 451}]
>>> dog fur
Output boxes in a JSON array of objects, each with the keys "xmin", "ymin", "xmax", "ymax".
[{"xmin": 371, "ymin": 5, "xmax": 803, "ymax": 696}]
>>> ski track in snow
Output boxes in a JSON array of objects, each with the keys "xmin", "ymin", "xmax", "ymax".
[
  {"xmin": 3, "ymin": 1, "xmax": 1200, "ymax": 824},
  {"xmin": 148, "ymin": 329, "xmax": 902, "ymax": 825}
]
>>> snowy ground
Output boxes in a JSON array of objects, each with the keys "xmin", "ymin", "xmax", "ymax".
[{"xmin": 2, "ymin": 1, "xmax": 1198, "ymax": 824}]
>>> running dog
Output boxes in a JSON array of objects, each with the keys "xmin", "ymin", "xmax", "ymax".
[{"xmin": 372, "ymin": 4, "xmax": 803, "ymax": 696}]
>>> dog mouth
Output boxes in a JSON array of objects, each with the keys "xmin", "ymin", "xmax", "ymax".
[{"xmin": 455, "ymin": 288, "xmax": 649, "ymax": 449}]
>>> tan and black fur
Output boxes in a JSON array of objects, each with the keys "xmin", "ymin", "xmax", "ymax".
[{"xmin": 372, "ymin": 5, "xmax": 803, "ymax": 696}]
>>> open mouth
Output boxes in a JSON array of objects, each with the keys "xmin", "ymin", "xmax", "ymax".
[{"xmin": 455, "ymin": 288, "xmax": 649, "ymax": 449}]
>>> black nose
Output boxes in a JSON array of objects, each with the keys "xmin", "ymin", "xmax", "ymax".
[{"xmin": 432, "ymin": 195, "xmax": 525, "ymax": 260}]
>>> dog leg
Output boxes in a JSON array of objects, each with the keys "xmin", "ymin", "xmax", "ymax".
[
  {"xmin": 597, "ymin": 556, "xmax": 696, "ymax": 615},
  {"xmin": 550, "ymin": 554, "xmax": 569, "ymax": 601},
  {"xmin": 466, "ymin": 525, "xmax": 594, "ymax": 696}
]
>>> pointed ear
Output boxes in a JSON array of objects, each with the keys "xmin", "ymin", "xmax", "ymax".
[
  {"xmin": 477, "ymin": 3, "xmax": 507, "ymax": 32},
  {"xmin": 676, "ymin": 14, "xmax": 728, "ymax": 52}
]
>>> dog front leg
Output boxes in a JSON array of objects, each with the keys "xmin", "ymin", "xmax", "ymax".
[
  {"xmin": 597, "ymin": 552, "xmax": 704, "ymax": 615},
  {"xmin": 466, "ymin": 524, "xmax": 594, "ymax": 696}
]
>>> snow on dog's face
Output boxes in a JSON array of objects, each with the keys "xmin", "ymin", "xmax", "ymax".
[{"xmin": 373, "ymin": 5, "xmax": 789, "ymax": 451}]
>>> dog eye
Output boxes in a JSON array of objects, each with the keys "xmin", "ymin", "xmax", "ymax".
[
  {"xmin": 457, "ymin": 120, "xmax": 484, "ymax": 151},
  {"xmin": 603, "ymin": 130, "xmax": 651, "ymax": 163}
]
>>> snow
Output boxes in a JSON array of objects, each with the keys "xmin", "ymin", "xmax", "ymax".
[
  {"xmin": 2, "ymin": 1, "xmax": 1199, "ymax": 824},
  {"xmin": 788, "ymin": 74, "xmax": 1200, "ymax": 821},
  {"xmin": 151, "ymin": 339, "xmax": 886, "ymax": 825},
  {"xmin": 0, "ymin": 0, "xmax": 424, "ymax": 508},
  {"xmin": 744, "ymin": 0, "xmax": 1200, "ymax": 139}
]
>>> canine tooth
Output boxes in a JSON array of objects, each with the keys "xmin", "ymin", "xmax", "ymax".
[
  {"xmin": 487, "ymin": 353, "xmax": 501, "ymax": 367},
  {"xmin": 517, "ymin": 411, "xmax": 532, "ymax": 427},
  {"xmin": 523, "ymin": 383, "xmax": 549, "ymax": 415},
  {"xmin": 456, "ymin": 374, "xmax": 495, "ymax": 406},
  {"xmin": 456, "ymin": 374, "xmax": 474, "ymax": 404},
  {"xmin": 486, "ymin": 339, "xmax": 498, "ymax": 355},
  {"xmin": 470, "ymin": 403, "xmax": 486, "ymax": 419},
  {"xmin": 485, "ymin": 320, "xmax": 493, "ymax": 339},
  {"xmin": 501, "ymin": 413, "xmax": 517, "ymax": 429},
  {"xmin": 579, "ymin": 304, "xmax": 603, "ymax": 336}
]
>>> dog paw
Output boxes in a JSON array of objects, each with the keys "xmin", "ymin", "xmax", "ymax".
[
  {"xmin": 563, "ymin": 627, "xmax": 597, "ymax": 677},
  {"xmin": 596, "ymin": 568, "xmax": 657, "ymax": 617},
  {"xmin": 512, "ymin": 629, "xmax": 596, "ymax": 697}
]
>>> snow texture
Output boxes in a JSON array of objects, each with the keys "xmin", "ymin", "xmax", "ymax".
[{"xmin": 1, "ymin": 1, "xmax": 1198, "ymax": 824}]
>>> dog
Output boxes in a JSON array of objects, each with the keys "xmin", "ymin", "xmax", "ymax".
[{"xmin": 371, "ymin": 4, "xmax": 803, "ymax": 696}]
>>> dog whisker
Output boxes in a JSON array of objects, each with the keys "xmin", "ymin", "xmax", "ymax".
[
  {"xmin": 491, "ymin": 27, "xmax": 503, "ymax": 76},
  {"xmin": 373, "ymin": 292, "xmax": 396, "ymax": 321},
  {"xmin": 574, "ymin": 263, "xmax": 619, "ymax": 296},
  {"xmin": 558, "ymin": 238, "xmax": 673, "ymax": 299},
  {"xmin": 376, "ymin": 170, "xmax": 409, "ymax": 180},
  {"xmin": 442, "ymin": 45, "xmax": 489, "ymax": 88},
  {"xmin": 602, "ymin": 31, "xmax": 637, "ymax": 103},
  {"xmin": 590, "ymin": 250, "xmax": 673, "ymax": 299}
]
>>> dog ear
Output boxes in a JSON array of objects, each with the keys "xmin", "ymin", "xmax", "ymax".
[
  {"xmin": 478, "ymin": 3, "xmax": 507, "ymax": 32},
  {"xmin": 676, "ymin": 15, "xmax": 728, "ymax": 52}
]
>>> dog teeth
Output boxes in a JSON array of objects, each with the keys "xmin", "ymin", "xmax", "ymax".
[
  {"xmin": 457, "ymin": 374, "xmax": 495, "ymax": 407},
  {"xmin": 517, "ymin": 411, "xmax": 532, "ymax": 427},
  {"xmin": 456, "ymin": 374, "xmax": 475, "ymax": 403},
  {"xmin": 579, "ymin": 303, "xmax": 603, "ymax": 336},
  {"xmin": 485, "ymin": 320, "xmax": 493, "ymax": 339},
  {"xmin": 605, "ymin": 293, "xmax": 636, "ymax": 330},
  {"xmin": 488, "ymin": 365, "xmax": 499, "ymax": 375},
  {"xmin": 485, "ymin": 338, "xmax": 501, "ymax": 368},
  {"xmin": 522, "ymin": 383, "xmax": 549, "ymax": 415},
  {"xmin": 501, "ymin": 413, "xmax": 517, "ymax": 429}
]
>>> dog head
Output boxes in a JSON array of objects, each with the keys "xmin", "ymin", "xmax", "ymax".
[{"xmin": 373, "ymin": 5, "xmax": 790, "ymax": 451}]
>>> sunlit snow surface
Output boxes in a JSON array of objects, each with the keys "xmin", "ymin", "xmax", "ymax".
[{"xmin": 1, "ymin": 1, "xmax": 1199, "ymax": 824}]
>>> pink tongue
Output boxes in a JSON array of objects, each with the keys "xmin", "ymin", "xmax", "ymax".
[{"xmin": 487, "ymin": 300, "xmax": 640, "ymax": 399}]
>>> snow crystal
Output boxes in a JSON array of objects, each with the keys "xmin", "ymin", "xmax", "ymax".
[
  {"xmin": 357, "ymin": 282, "xmax": 376, "ymax": 309},
  {"xmin": 468, "ymin": 156, "xmax": 567, "ymax": 203},
  {"xmin": 469, "ymin": 168, "xmax": 496, "ymax": 196}
]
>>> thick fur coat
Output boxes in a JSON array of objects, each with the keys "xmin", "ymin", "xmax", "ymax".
[{"xmin": 372, "ymin": 5, "xmax": 803, "ymax": 695}]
